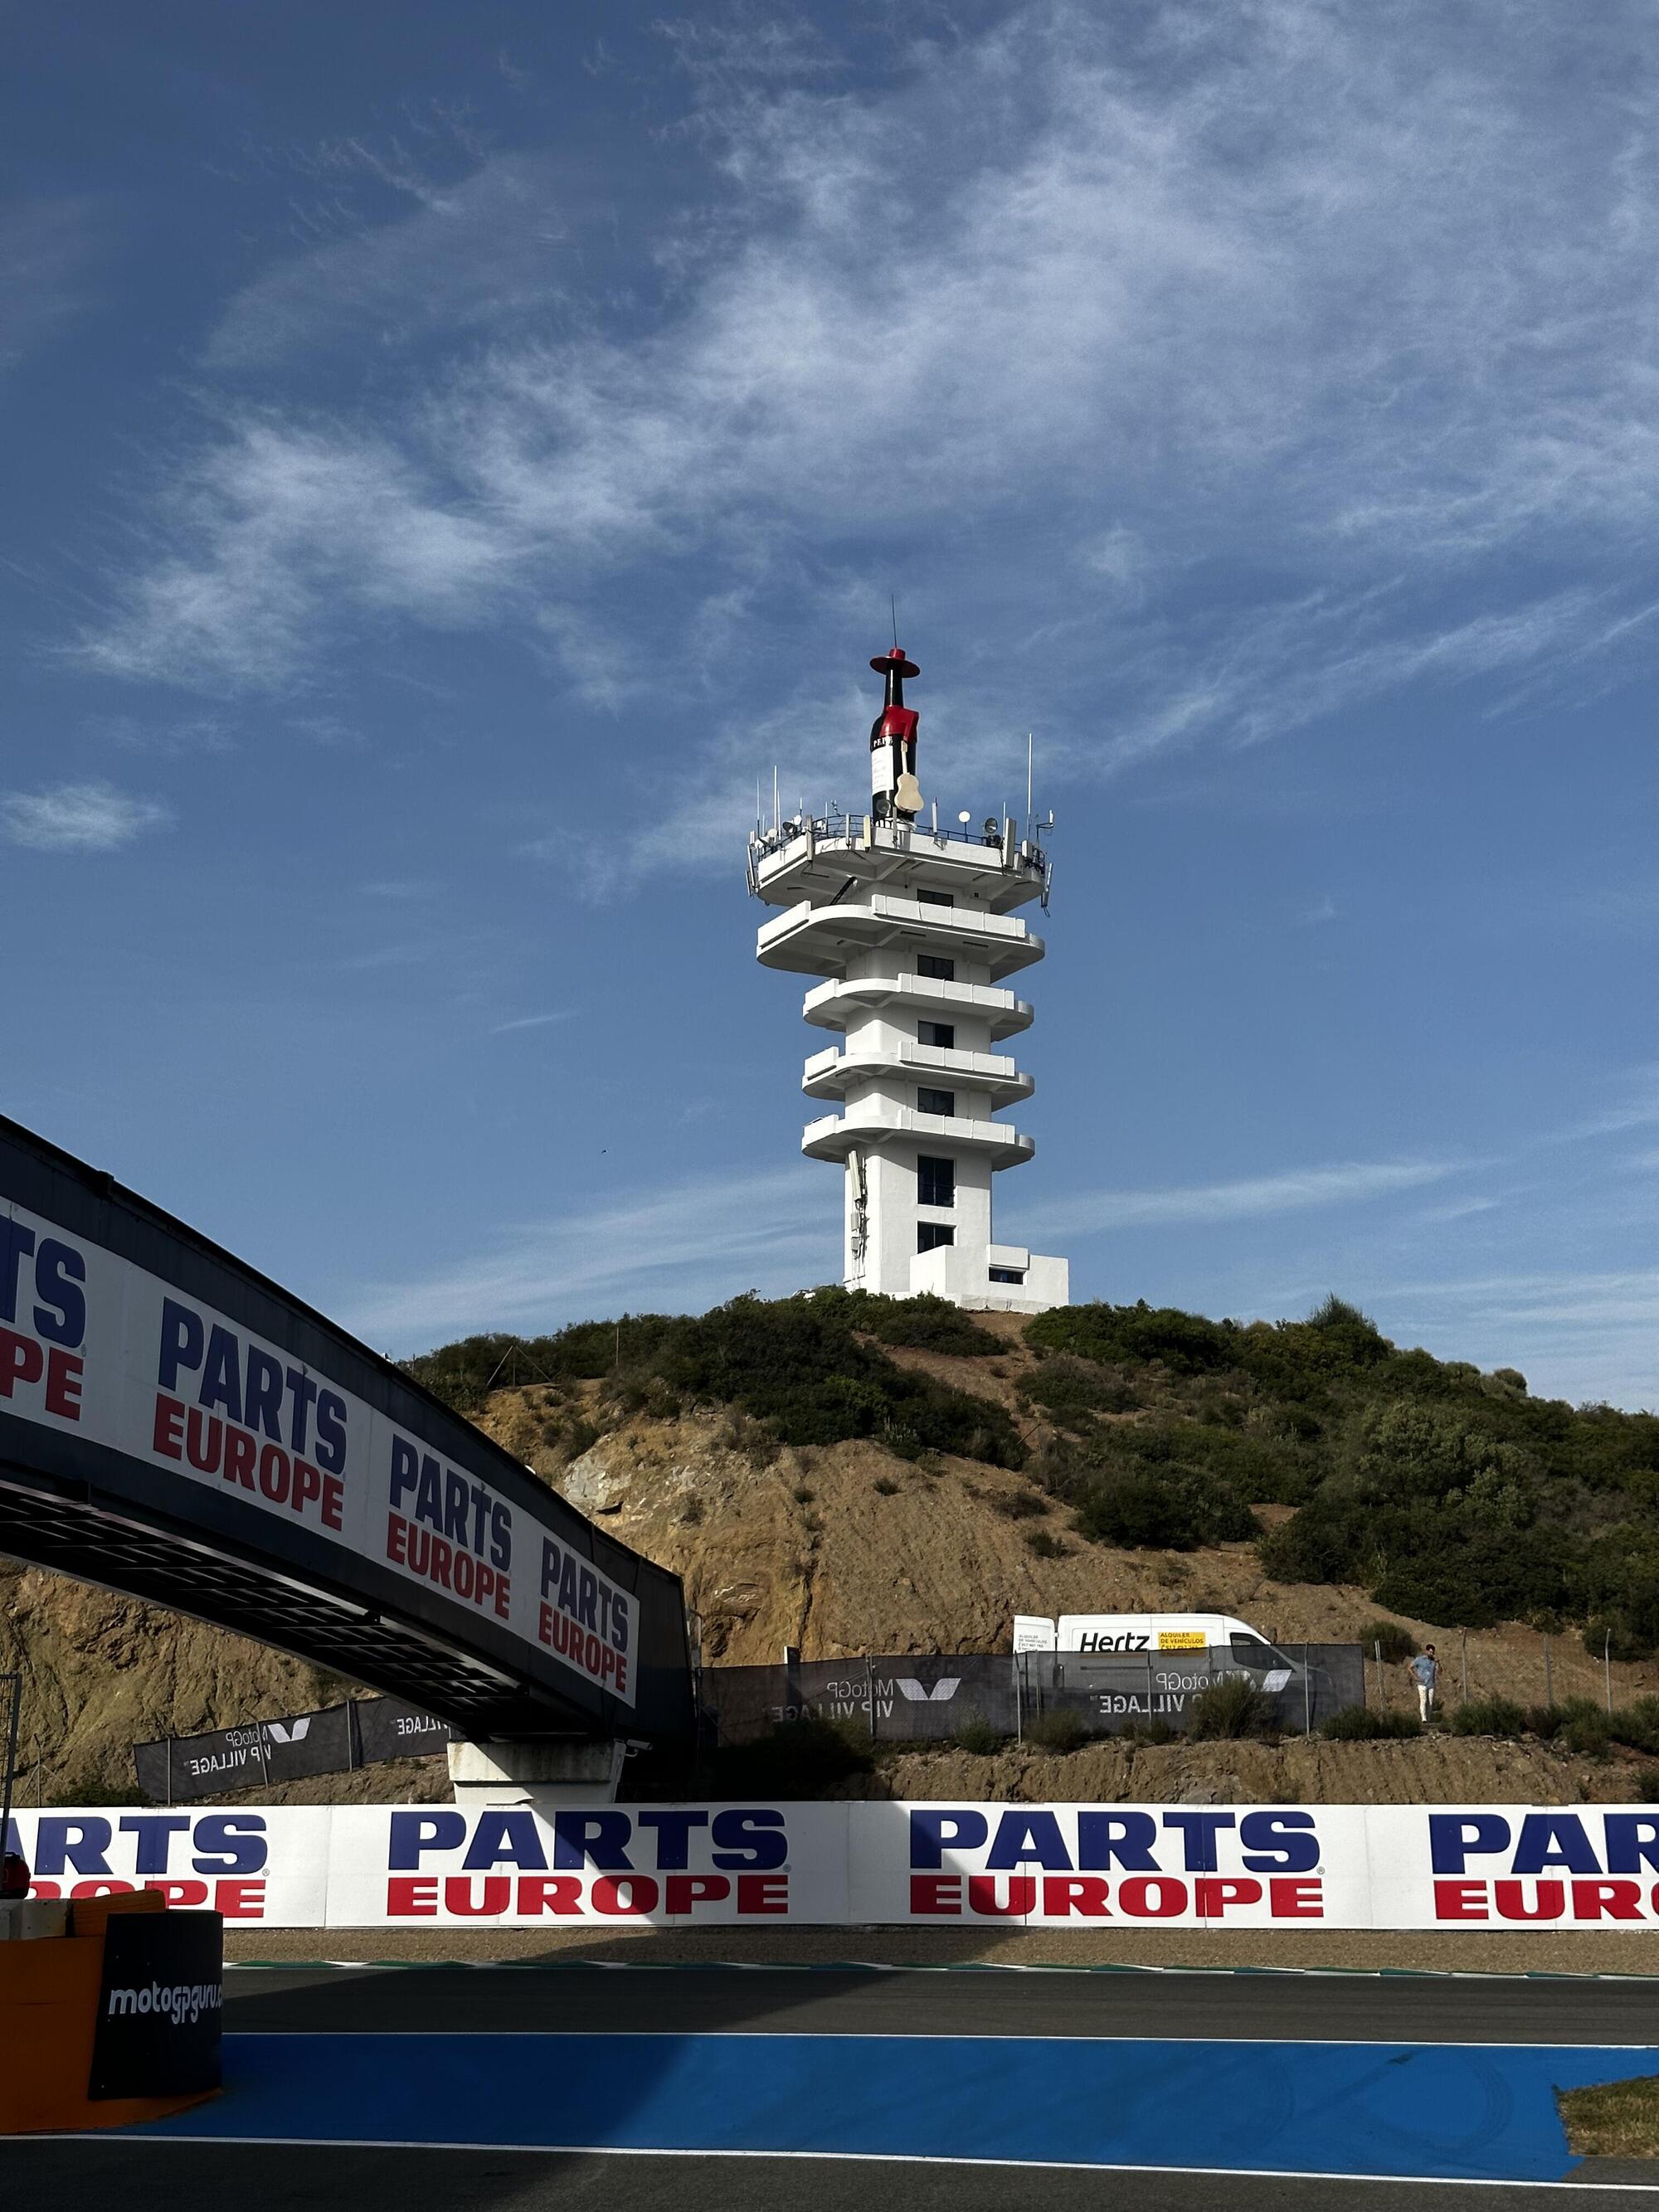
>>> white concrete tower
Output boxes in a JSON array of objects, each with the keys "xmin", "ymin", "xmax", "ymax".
[{"xmin": 747, "ymin": 644, "xmax": 1069, "ymax": 1315}]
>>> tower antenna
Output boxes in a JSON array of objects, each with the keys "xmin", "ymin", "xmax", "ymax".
[
  {"xmin": 1027, "ymin": 732, "xmax": 1034, "ymax": 841},
  {"xmin": 890, "ymin": 593, "xmax": 899, "ymax": 652}
]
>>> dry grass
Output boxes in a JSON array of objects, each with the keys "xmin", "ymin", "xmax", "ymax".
[{"xmin": 1558, "ymin": 2074, "xmax": 1659, "ymax": 2157}]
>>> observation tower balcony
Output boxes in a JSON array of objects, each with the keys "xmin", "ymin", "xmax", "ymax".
[
  {"xmin": 801, "ymin": 1102, "xmax": 1035, "ymax": 1169},
  {"xmin": 801, "ymin": 971, "xmax": 1034, "ymax": 1038},
  {"xmin": 747, "ymin": 809, "xmax": 1052, "ymax": 916},
  {"xmin": 801, "ymin": 1040, "xmax": 1033, "ymax": 1108},
  {"xmin": 757, "ymin": 893, "xmax": 1044, "ymax": 982}
]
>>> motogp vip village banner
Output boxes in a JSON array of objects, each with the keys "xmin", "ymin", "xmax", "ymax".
[
  {"xmin": 12, "ymin": 1803, "xmax": 1659, "ymax": 1932},
  {"xmin": 0, "ymin": 1193, "xmax": 635, "ymax": 1705}
]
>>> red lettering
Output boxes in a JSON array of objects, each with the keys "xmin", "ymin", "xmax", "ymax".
[
  {"xmin": 443, "ymin": 1875, "xmax": 510, "ymax": 1918},
  {"xmin": 430, "ymin": 1535, "xmax": 454, "ymax": 1589},
  {"xmin": 258, "ymin": 1441, "xmax": 291, "ymax": 1503},
  {"xmin": 736, "ymin": 1874, "xmax": 788, "ymax": 1916},
  {"xmin": 213, "ymin": 1879, "xmax": 265, "ymax": 1919},
  {"xmin": 1042, "ymin": 1876, "xmax": 1112, "ymax": 1918},
  {"xmin": 44, "ymin": 1348, "xmax": 83, "ymax": 1422},
  {"xmin": 26, "ymin": 1880, "xmax": 61, "ymax": 1900},
  {"xmin": 453, "ymin": 1551, "xmax": 475, "ymax": 1601},
  {"xmin": 910, "ymin": 1874, "xmax": 961, "ymax": 1916},
  {"xmin": 222, "ymin": 1425, "xmax": 256, "ymax": 1490},
  {"xmin": 0, "ymin": 1328, "xmax": 45, "ymax": 1398},
  {"xmin": 1269, "ymin": 1878, "xmax": 1325, "ymax": 1920},
  {"xmin": 386, "ymin": 1877, "xmax": 438, "ymax": 1918},
  {"xmin": 591, "ymin": 1876, "xmax": 659, "ymax": 1917},
  {"xmin": 515, "ymin": 1875, "xmax": 584, "ymax": 1916},
  {"xmin": 1574, "ymin": 1879, "xmax": 1644, "ymax": 1923},
  {"xmin": 614, "ymin": 1650, "xmax": 627, "ymax": 1694},
  {"xmin": 966, "ymin": 1874, "xmax": 1036, "ymax": 1918},
  {"xmin": 321, "ymin": 1472, "xmax": 344, "ymax": 1530},
  {"xmin": 71, "ymin": 1879, "xmax": 135, "ymax": 1898},
  {"xmin": 387, "ymin": 1512, "xmax": 409, "ymax": 1563},
  {"xmin": 1434, "ymin": 1880, "xmax": 1490, "ymax": 1922},
  {"xmin": 666, "ymin": 1874, "xmax": 732, "ymax": 1915},
  {"xmin": 1117, "ymin": 1877, "xmax": 1187, "ymax": 1920},
  {"xmin": 1495, "ymin": 1879, "xmax": 1565, "ymax": 1923},
  {"xmin": 292, "ymin": 1457, "xmax": 321, "ymax": 1515},
  {"xmin": 144, "ymin": 1879, "xmax": 210, "ymax": 1908},
  {"xmin": 186, "ymin": 1407, "xmax": 223, "ymax": 1473},
  {"xmin": 1196, "ymin": 1877, "xmax": 1264, "ymax": 1918},
  {"xmin": 153, "ymin": 1393, "xmax": 185, "ymax": 1458}
]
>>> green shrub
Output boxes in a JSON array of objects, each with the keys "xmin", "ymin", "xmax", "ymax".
[
  {"xmin": 823, "ymin": 1289, "xmax": 1001, "ymax": 1357},
  {"xmin": 990, "ymin": 1486, "xmax": 1047, "ymax": 1519},
  {"xmin": 1020, "ymin": 1353, "xmax": 1141, "ymax": 1430},
  {"xmin": 1121, "ymin": 1714, "xmax": 1179, "ymax": 1746},
  {"xmin": 1024, "ymin": 1527, "xmax": 1066, "ymax": 1558},
  {"xmin": 1635, "ymin": 1768, "xmax": 1659, "ymax": 1804},
  {"xmin": 705, "ymin": 1715, "xmax": 871, "ymax": 1796},
  {"xmin": 1608, "ymin": 1698, "xmax": 1659, "ymax": 1758},
  {"xmin": 1360, "ymin": 1619, "xmax": 1420, "ymax": 1665},
  {"xmin": 1025, "ymin": 1707, "xmax": 1091, "ymax": 1753},
  {"xmin": 873, "ymin": 1476, "xmax": 899, "ymax": 1496},
  {"xmin": 1319, "ymin": 1704, "xmax": 1422, "ymax": 1740},
  {"xmin": 1188, "ymin": 1675, "xmax": 1272, "ymax": 1741},
  {"xmin": 952, "ymin": 1713, "xmax": 1004, "ymax": 1755},
  {"xmin": 1446, "ymin": 1697, "xmax": 1528, "ymax": 1737},
  {"xmin": 1075, "ymin": 1466, "xmax": 1255, "ymax": 1550}
]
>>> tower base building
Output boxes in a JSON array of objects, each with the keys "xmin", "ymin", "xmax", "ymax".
[{"xmin": 747, "ymin": 646, "xmax": 1069, "ymax": 1315}]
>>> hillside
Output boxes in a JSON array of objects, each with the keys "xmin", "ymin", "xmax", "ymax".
[{"xmin": 6, "ymin": 1291, "xmax": 1659, "ymax": 1805}]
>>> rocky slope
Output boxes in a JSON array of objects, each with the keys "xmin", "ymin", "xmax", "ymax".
[{"xmin": 6, "ymin": 1308, "xmax": 1656, "ymax": 1804}]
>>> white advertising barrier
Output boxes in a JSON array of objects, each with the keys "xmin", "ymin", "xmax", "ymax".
[{"xmin": 12, "ymin": 1802, "xmax": 1659, "ymax": 1931}]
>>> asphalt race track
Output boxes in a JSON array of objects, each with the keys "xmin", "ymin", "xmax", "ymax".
[{"xmin": 12, "ymin": 1963, "xmax": 1659, "ymax": 2208}]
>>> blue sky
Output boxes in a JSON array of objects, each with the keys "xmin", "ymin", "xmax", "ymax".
[{"xmin": 5, "ymin": 1, "xmax": 1658, "ymax": 1407}]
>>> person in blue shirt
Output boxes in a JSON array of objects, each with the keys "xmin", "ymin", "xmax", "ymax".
[{"xmin": 1408, "ymin": 1643, "xmax": 1440, "ymax": 1723}]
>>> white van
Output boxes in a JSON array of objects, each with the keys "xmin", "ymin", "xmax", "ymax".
[{"xmin": 1014, "ymin": 1612, "xmax": 1292, "ymax": 1685}]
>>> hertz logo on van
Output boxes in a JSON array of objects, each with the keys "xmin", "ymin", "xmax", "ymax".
[{"xmin": 1157, "ymin": 1631, "xmax": 1206, "ymax": 1650}]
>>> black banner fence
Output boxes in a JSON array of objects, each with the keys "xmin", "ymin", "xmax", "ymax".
[
  {"xmin": 701, "ymin": 1645, "xmax": 1365, "ymax": 1749},
  {"xmin": 134, "ymin": 1694, "xmax": 456, "ymax": 1804}
]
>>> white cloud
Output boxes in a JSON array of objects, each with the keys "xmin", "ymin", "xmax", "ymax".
[
  {"xmin": 0, "ymin": 198, "xmax": 100, "ymax": 372},
  {"xmin": 488, "ymin": 1011, "xmax": 577, "ymax": 1034},
  {"xmin": 338, "ymin": 1166, "xmax": 835, "ymax": 1349},
  {"xmin": 1027, "ymin": 1158, "xmax": 1457, "ymax": 1239},
  {"xmin": 74, "ymin": 2, "xmax": 1659, "ymax": 816},
  {"xmin": 2, "ymin": 780, "xmax": 171, "ymax": 853}
]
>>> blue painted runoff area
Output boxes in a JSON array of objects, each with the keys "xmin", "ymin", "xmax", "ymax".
[{"xmin": 132, "ymin": 2032, "xmax": 1656, "ymax": 2184}]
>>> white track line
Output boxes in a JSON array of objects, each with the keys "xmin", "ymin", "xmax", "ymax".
[{"xmin": 17, "ymin": 2138, "xmax": 1659, "ymax": 2189}]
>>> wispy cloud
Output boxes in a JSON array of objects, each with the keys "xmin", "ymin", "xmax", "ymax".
[
  {"xmin": 0, "ymin": 197, "xmax": 100, "ymax": 372},
  {"xmin": 337, "ymin": 1166, "xmax": 835, "ymax": 1349},
  {"xmin": 1, "ymin": 780, "xmax": 171, "ymax": 853},
  {"xmin": 1027, "ymin": 1159, "xmax": 1457, "ymax": 1240},
  {"xmin": 73, "ymin": 0, "xmax": 1659, "ymax": 795},
  {"xmin": 488, "ymin": 1010, "xmax": 577, "ymax": 1035}
]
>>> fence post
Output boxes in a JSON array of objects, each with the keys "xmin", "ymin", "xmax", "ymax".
[
  {"xmin": 1145, "ymin": 1652, "xmax": 1154, "ymax": 1730},
  {"xmin": 1302, "ymin": 1644, "xmax": 1311, "ymax": 1736},
  {"xmin": 1605, "ymin": 1629, "xmax": 1613, "ymax": 1714},
  {"xmin": 1544, "ymin": 1634, "xmax": 1554, "ymax": 1710},
  {"xmin": 1014, "ymin": 1653, "xmax": 1023, "ymax": 1744},
  {"xmin": 867, "ymin": 1655, "xmax": 877, "ymax": 1744},
  {"xmin": 1374, "ymin": 1640, "xmax": 1384, "ymax": 1710},
  {"xmin": 1461, "ymin": 1631, "xmax": 1469, "ymax": 1706}
]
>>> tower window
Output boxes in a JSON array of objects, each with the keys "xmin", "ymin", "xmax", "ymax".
[
  {"xmin": 917, "ymin": 954, "xmax": 955, "ymax": 981},
  {"xmin": 917, "ymin": 889, "xmax": 954, "ymax": 907},
  {"xmin": 917, "ymin": 1155, "xmax": 955, "ymax": 1208},
  {"xmin": 917, "ymin": 1087, "xmax": 956, "ymax": 1116},
  {"xmin": 989, "ymin": 1266, "xmax": 1025, "ymax": 1285},
  {"xmin": 917, "ymin": 1224, "xmax": 955, "ymax": 1252},
  {"xmin": 918, "ymin": 1020, "xmax": 955, "ymax": 1049}
]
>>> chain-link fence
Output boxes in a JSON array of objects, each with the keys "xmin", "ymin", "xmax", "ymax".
[{"xmin": 701, "ymin": 1644, "xmax": 1364, "ymax": 1748}]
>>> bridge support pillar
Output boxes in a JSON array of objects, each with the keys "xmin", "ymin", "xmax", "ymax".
[{"xmin": 446, "ymin": 1738, "xmax": 628, "ymax": 1812}]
